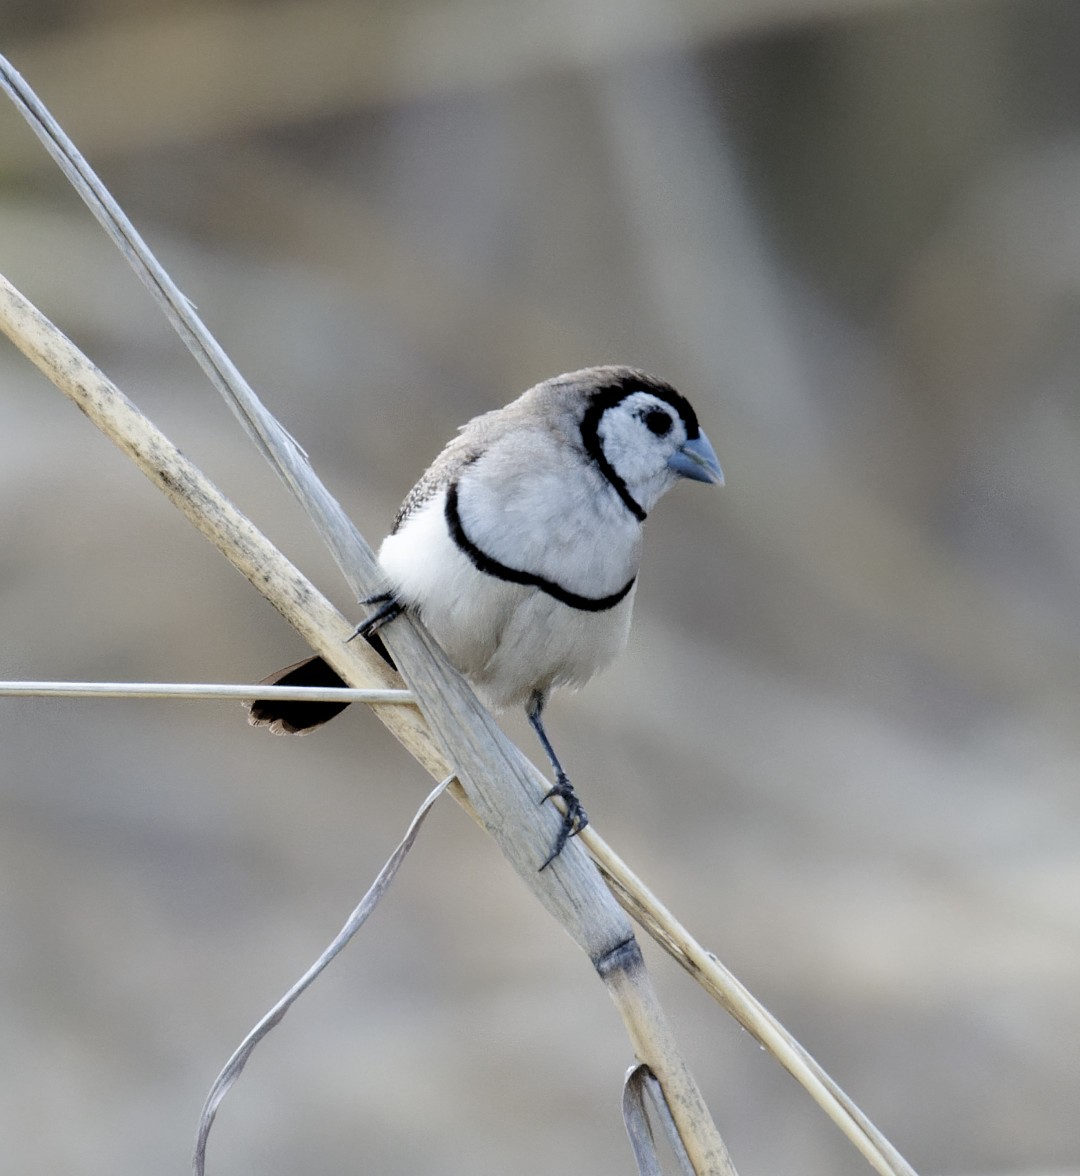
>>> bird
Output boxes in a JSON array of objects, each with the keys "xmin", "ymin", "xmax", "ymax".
[{"xmin": 249, "ymin": 366, "xmax": 723, "ymax": 868}]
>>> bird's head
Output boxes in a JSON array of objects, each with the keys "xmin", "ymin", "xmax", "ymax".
[{"xmin": 551, "ymin": 366, "xmax": 723, "ymax": 519}]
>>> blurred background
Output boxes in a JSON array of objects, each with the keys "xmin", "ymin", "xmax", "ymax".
[{"xmin": 2, "ymin": 0, "xmax": 1079, "ymax": 1173}]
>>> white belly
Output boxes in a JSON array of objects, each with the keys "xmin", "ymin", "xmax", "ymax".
[{"xmin": 377, "ymin": 495, "xmax": 636, "ymax": 710}]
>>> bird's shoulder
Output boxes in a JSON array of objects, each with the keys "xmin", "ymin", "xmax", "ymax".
[{"xmin": 391, "ymin": 400, "xmax": 555, "ymax": 533}]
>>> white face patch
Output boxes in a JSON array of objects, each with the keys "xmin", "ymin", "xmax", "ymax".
[{"xmin": 595, "ymin": 391, "xmax": 689, "ymax": 513}]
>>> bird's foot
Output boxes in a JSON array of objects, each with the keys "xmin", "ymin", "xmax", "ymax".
[
  {"xmin": 347, "ymin": 593, "xmax": 403, "ymax": 643},
  {"xmin": 538, "ymin": 775, "xmax": 589, "ymax": 871}
]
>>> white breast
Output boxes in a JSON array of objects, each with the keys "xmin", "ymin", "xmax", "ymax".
[
  {"xmin": 457, "ymin": 427, "xmax": 642, "ymax": 593},
  {"xmin": 377, "ymin": 487, "xmax": 638, "ymax": 711}
]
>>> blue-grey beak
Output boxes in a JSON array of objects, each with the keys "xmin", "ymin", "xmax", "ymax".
[{"xmin": 668, "ymin": 431, "xmax": 723, "ymax": 485}]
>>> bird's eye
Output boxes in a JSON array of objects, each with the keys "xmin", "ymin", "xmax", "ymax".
[{"xmin": 642, "ymin": 409, "xmax": 672, "ymax": 436}]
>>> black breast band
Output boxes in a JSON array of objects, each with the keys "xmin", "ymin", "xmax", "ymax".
[{"xmin": 444, "ymin": 482, "xmax": 636, "ymax": 613}]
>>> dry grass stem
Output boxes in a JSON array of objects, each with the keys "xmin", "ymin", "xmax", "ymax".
[
  {"xmin": 0, "ymin": 681, "xmax": 413, "ymax": 704},
  {"xmin": 623, "ymin": 1064, "xmax": 696, "ymax": 1176},
  {"xmin": 194, "ymin": 773, "xmax": 455, "ymax": 1175},
  {"xmin": 592, "ymin": 841, "xmax": 918, "ymax": 1176}
]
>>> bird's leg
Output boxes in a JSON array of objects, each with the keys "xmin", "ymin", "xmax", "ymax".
[
  {"xmin": 526, "ymin": 691, "xmax": 589, "ymax": 871},
  {"xmin": 347, "ymin": 592, "xmax": 404, "ymax": 643}
]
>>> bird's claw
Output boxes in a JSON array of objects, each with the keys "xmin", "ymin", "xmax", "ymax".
[
  {"xmin": 538, "ymin": 776, "xmax": 589, "ymax": 871},
  {"xmin": 346, "ymin": 593, "xmax": 403, "ymax": 643}
]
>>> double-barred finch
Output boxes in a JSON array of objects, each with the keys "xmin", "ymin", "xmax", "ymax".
[{"xmin": 249, "ymin": 366, "xmax": 723, "ymax": 867}]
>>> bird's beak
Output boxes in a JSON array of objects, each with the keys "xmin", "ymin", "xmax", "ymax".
[{"xmin": 668, "ymin": 431, "xmax": 724, "ymax": 485}]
